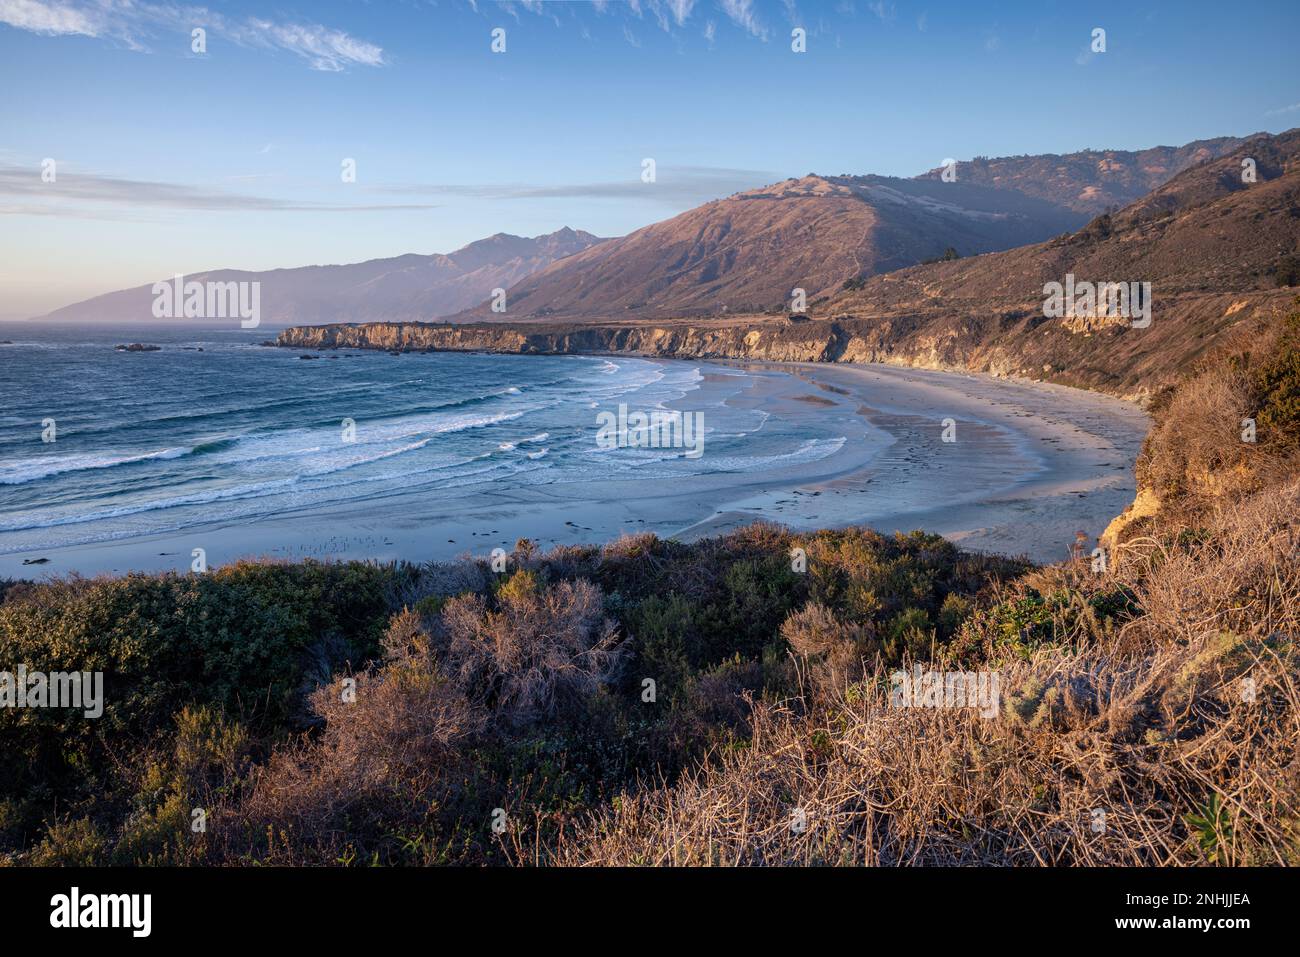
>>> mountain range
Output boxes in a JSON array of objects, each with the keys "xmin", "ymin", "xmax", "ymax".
[
  {"xmin": 37, "ymin": 133, "xmax": 1275, "ymax": 329},
  {"xmin": 35, "ymin": 228, "xmax": 605, "ymax": 325},
  {"xmin": 469, "ymin": 135, "xmax": 1250, "ymax": 322},
  {"xmin": 467, "ymin": 174, "xmax": 1085, "ymax": 321},
  {"xmin": 830, "ymin": 130, "xmax": 1300, "ymax": 312}
]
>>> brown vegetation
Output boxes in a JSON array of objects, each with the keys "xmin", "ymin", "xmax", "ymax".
[{"xmin": 550, "ymin": 484, "xmax": 1300, "ymax": 866}]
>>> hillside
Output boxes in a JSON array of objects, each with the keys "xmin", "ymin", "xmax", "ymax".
[
  {"xmin": 460, "ymin": 135, "xmax": 1255, "ymax": 323},
  {"xmin": 35, "ymin": 228, "xmax": 605, "ymax": 325},
  {"xmin": 460, "ymin": 174, "xmax": 1086, "ymax": 321},
  {"xmin": 838, "ymin": 130, "xmax": 1300, "ymax": 312},
  {"xmin": 914, "ymin": 135, "xmax": 1248, "ymax": 214},
  {"xmin": 801, "ymin": 129, "xmax": 1300, "ymax": 395}
]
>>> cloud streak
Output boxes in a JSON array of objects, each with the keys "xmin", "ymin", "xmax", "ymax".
[
  {"xmin": 1, "ymin": 163, "xmax": 782, "ymax": 217},
  {"xmin": 719, "ymin": 0, "xmax": 767, "ymax": 39},
  {"xmin": 0, "ymin": 0, "xmax": 384, "ymax": 71},
  {"xmin": 0, "ymin": 0, "xmax": 96, "ymax": 36},
  {"xmin": 362, "ymin": 165, "xmax": 782, "ymax": 207},
  {"xmin": 0, "ymin": 165, "xmax": 436, "ymax": 219}
]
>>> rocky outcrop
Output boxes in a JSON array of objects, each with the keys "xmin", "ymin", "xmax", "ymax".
[{"xmin": 1100, "ymin": 487, "xmax": 1162, "ymax": 550}]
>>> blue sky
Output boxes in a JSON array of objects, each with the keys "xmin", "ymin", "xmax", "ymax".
[{"xmin": 1, "ymin": 0, "xmax": 1298, "ymax": 317}]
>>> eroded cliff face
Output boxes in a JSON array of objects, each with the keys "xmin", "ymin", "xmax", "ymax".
[
  {"xmin": 275, "ymin": 318, "xmax": 1042, "ymax": 393},
  {"xmin": 276, "ymin": 287, "xmax": 1293, "ymax": 405}
]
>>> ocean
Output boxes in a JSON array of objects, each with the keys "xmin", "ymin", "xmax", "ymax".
[{"xmin": 0, "ymin": 322, "xmax": 855, "ymax": 566}]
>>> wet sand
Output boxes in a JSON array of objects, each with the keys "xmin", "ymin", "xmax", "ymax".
[{"xmin": 680, "ymin": 362, "xmax": 1149, "ymax": 563}]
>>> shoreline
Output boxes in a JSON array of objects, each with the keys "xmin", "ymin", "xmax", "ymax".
[
  {"xmin": 689, "ymin": 360, "xmax": 1148, "ymax": 561},
  {"xmin": 0, "ymin": 358, "xmax": 1149, "ymax": 577}
]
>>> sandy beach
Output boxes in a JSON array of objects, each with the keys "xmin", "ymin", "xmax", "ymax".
[
  {"xmin": 685, "ymin": 362, "xmax": 1149, "ymax": 561},
  {"xmin": 1, "ymin": 356, "xmax": 1149, "ymax": 577}
]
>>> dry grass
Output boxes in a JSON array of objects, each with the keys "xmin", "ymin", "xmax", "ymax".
[
  {"xmin": 441, "ymin": 570, "xmax": 623, "ymax": 725},
  {"xmin": 1139, "ymin": 362, "xmax": 1259, "ymax": 500},
  {"xmin": 211, "ymin": 610, "xmax": 484, "ymax": 865},
  {"xmin": 1137, "ymin": 310, "xmax": 1300, "ymax": 518},
  {"xmin": 206, "ymin": 575, "xmax": 627, "ymax": 864},
  {"xmin": 1116, "ymin": 482, "xmax": 1300, "ymax": 644},
  {"xmin": 548, "ymin": 483, "xmax": 1300, "ymax": 866}
]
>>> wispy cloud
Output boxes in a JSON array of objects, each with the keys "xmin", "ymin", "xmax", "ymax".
[
  {"xmin": 666, "ymin": 0, "xmax": 696, "ymax": 25},
  {"xmin": 491, "ymin": 0, "xmax": 818, "ymax": 44},
  {"xmin": 0, "ymin": 163, "xmax": 781, "ymax": 216},
  {"xmin": 719, "ymin": 0, "xmax": 767, "ymax": 40},
  {"xmin": 0, "ymin": 165, "xmax": 435, "ymax": 219},
  {"xmin": 362, "ymin": 165, "xmax": 781, "ymax": 207},
  {"xmin": 1265, "ymin": 102, "xmax": 1300, "ymax": 116},
  {"xmin": 867, "ymin": 1, "xmax": 894, "ymax": 22},
  {"xmin": 0, "ymin": 0, "xmax": 96, "ymax": 36},
  {"xmin": 0, "ymin": 0, "xmax": 385, "ymax": 71}
]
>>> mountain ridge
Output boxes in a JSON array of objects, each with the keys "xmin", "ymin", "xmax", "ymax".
[
  {"xmin": 34, "ymin": 228, "xmax": 606, "ymax": 325},
  {"xmin": 457, "ymin": 135, "xmax": 1253, "ymax": 323},
  {"xmin": 913, "ymin": 134, "xmax": 1251, "ymax": 214},
  {"xmin": 458, "ymin": 172, "xmax": 1087, "ymax": 322}
]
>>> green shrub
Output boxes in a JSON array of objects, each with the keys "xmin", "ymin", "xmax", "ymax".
[
  {"xmin": 1252, "ymin": 308, "xmax": 1300, "ymax": 445},
  {"xmin": 0, "ymin": 520, "xmax": 1043, "ymax": 865},
  {"xmin": 0, "ymin": 559, "xmax": 393, "ymax": 847},
  {"xmin": 28, "ymin": 817, "xmax": 106, "ymax": 867},
  {"xmin": 626, "ymin": 594, "xmax": 699, "ymax": 699}
]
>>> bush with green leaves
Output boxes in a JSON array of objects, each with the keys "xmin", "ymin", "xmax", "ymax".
[{"xmin": 0, "ymin": 559, "xmax": 394, "ymax": 847}]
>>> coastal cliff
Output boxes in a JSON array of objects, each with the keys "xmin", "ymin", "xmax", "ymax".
[
  {"xmin": 276, "ymin": 287, "xmax": 1292, "ymax": 403},
  {"xmin": 276, "ymin": 316, "xmax": 1028, "ymax": 376}
]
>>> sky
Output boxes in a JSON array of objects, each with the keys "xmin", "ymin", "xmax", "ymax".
[{"xmin": 1, "ymin": 0, "xmax": 1298, "ymax": 318}]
